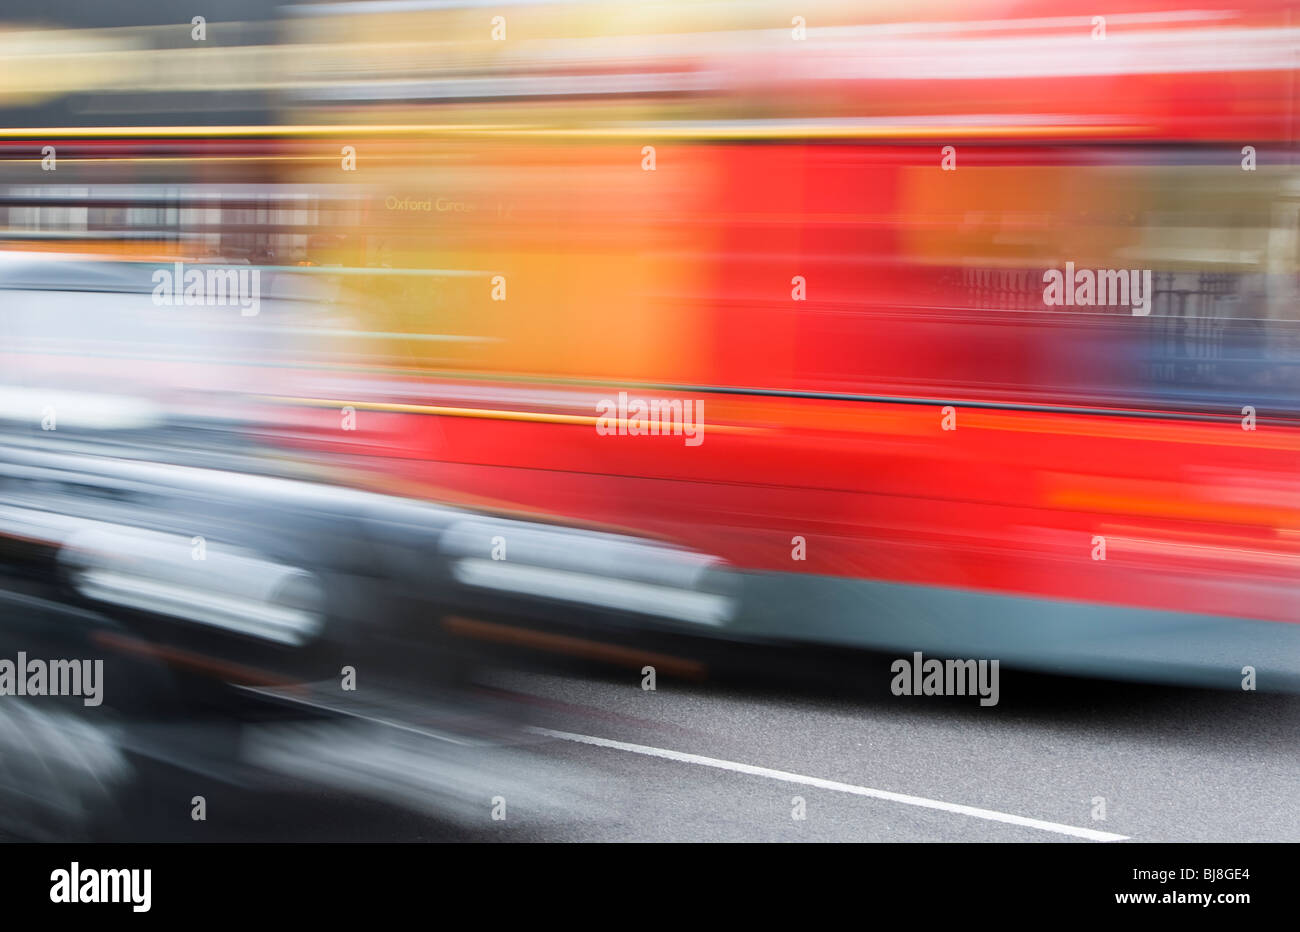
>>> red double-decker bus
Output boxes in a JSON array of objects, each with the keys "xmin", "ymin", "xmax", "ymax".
[{"xmin": 3, "ymin": 0, "xmax": 1299, "ymax": 686}]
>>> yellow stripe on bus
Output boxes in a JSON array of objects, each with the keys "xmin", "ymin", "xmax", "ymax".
[{"xmin": 260, "ymin": 395, "xmax": 756, "ymax": 433}]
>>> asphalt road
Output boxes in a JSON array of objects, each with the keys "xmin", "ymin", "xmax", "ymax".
[
  {"xmin": 470, "ymin": 663, "xmax": 1300, "ymax": 842},
  {"xmin": 156, "ymin": 654, "xmax": 1300, "ymax": 843}
]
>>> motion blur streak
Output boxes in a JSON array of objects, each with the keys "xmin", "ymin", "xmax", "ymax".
[{"xmin": 0, "ymin": 0, "xmax": 1297, "ymax": 840}]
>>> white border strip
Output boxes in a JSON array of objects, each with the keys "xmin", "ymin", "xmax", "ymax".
[{"xmin": 532, "ymin": 727, "xmax": 1129, "ymax": 842}]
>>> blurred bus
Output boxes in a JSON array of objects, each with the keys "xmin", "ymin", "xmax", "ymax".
[{"xmin": 1, "ymin": 0, "xmax": 1298, "ymax": 685}]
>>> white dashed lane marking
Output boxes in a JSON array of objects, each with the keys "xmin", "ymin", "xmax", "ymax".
[{"xmin": 531, "ymin": 727, "xmax": 1130, "ymax": 842}]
